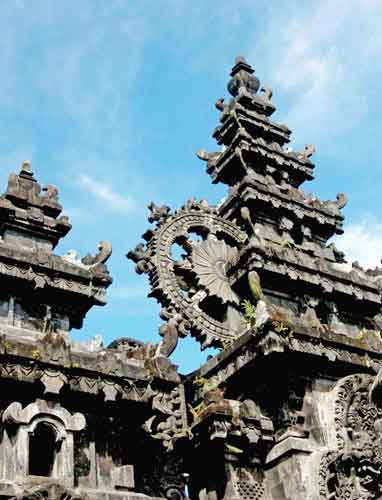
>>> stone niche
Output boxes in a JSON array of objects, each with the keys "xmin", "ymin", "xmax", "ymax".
[{"xmin": 0, "ymin": 399, "xmax": 86, "ymax": 487}]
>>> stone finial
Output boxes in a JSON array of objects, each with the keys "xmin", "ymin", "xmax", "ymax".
[
  {"xmin": 19, "ymin": 160, "xmax": 34, "ymax": 179},
  {"xmin": 21, "ymin": 160, "xmax": 32, "ymax": 173},
  {"xmin": 230, "ymin": 56, "xmax": 254, "ymax": 76},
  {"xmin": 228, "ymin": 56, "xmax": 260, "ymax": 97}
]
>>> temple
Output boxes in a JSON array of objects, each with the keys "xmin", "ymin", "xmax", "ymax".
[{"xmin": 0, "ymin": 57, "xmax": 381, "ymax": 500}]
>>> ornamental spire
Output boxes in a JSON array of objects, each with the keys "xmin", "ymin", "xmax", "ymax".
[{"xmin": 227, "ymin": 56, "xmax": 260, "ymax": 97}]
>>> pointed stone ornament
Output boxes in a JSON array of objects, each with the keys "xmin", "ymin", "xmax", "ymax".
[{"xmin": 19, "ymin": 159, "xmax": 33, "ymax": 177}]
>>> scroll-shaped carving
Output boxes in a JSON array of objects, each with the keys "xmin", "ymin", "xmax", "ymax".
[
  {"xmin": 215, "ymin": 97, "xmax": 226, "ymax": 111},
  {"xmin": 196, "ymin": 149, "xmax": 221, "ymax": 175},
  {"xmin": 81, "ymin": 240, "xmax": 112, "ymax": 268},
  {"xmin": 156, "ymin": 313, "xmax": 182, "ymax": 358},
  {"xmin": 296, "ymin": 144, "xmax": 315, "ymax": 161},
  {"xmin": 260, "ymin": 86, "xmax": 273, "ymax": 101},
  {"xmin": 318, "ymin": 374, "xmax": 382, "ymax": 499},
  {"xmin": 322, "ymin": 192, "xmax": 348, "ymax": 214},
  {"xmin": 62, "ymin": 241, "xmax": 112, "ymax": 276}
]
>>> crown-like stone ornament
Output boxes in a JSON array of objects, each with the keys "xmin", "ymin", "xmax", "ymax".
[{"xmin": 227, "ymin": 56, "xmax": 260, "ymax": 97}]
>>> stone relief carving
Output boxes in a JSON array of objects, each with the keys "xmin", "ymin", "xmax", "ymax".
[
  {"xmin": 143, "ymin": 385, "xmax": 188, "ymax": 451},
  {"xmin": 139, "ymin": 452, "xmax": 187, "ymax": 500},
  {"xmin": 128, "ymin": 199, "xmax": 247, "ymax": 348},
  {"xmin": 319, "ymin": 374, "xmax": 382, "ymax": 499},
  {"xmin": 10, "ymin": 481, "xmax": 85, "ymax": 500}
]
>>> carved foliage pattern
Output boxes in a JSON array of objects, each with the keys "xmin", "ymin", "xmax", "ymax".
[
  {"xmin": 319, "ymin": 374, "xmax": 382, "ymax": 499},
  {"xmin": 143, "ymin": 384, "xmax": 188, "ymax": 451}
]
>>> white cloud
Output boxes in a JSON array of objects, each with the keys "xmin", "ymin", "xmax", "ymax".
[
  {"xmin": 77, "ymin": 174, "xmax": 135, "ymax": 214},
  {"xmin": 334, "ymin": 218, "xmax": 382, "ymax": 269},
  {"xmin": 256, "ymin": 0, "xmax": 382, "ymax": 145}
]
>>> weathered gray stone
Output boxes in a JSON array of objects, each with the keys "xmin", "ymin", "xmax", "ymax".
[{"xmin": 0, "ymin": 56, "xmax": 381, "ymax": 500}]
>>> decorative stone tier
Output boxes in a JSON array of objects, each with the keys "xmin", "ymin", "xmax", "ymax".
[
  {"xmin": 0, "ymin": 161, "xmax": 71, "ymax": 250},
  {"xmin": 213, "ymin": 94, "xmax": 290, "ymax": 147},
  {"xmin": 0, "ymin": 161, "xmax": 113, "ymax": 333},
  {"xmin": 208, "ymin": 134, "xmax": 314, "ymax": 187},
  {"xmin": 0, "ymin": 481, "xmax": 160, "ymax": 500},
  {"xmin": 190, "ymin": 326, "xmax": 382, "ymax": 393},
  {"xmin": 0, "ymin": 240, "xmax": 112, "ymax": 331},
  {"xmin": 234, "ymin": 244, "xmax": 381, "ymax": 314},
  {"xmin": 0, "ymin": 333, "xmax": 181, "ymax": 390},
  {"xmin": 219, "ymin": 175, "xmax": 345, "ymax": 243}
]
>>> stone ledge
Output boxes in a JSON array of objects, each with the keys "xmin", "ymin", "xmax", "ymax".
[{"xmin": 266, "ymin": 437, "xmax": 316, "ymax": 466}]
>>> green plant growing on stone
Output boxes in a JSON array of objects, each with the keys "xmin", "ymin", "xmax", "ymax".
[
  {"xmin": 224, "ymin": 443, "xmax": 243, "ymax": 454},
  {"xmin": 31, "ymin": 349, "xmax": 41, "ymax": 360},
  {"xmin": 193, "ymin": 375, "xmax": 218, "ymax": 393},
  {"xmin": 274, "ymin": 321, "xmax": 288, "ymax": 334},
  {"xmin": 355, "ymin": 328, "xmax": 369, "ymax": 348},
  {"xmin": 3, "ymin": 341, "xmax": 11, "ymax": 354},
  {"xmin": 280, "ymin": 239, "xmax": 296, "ymax": 252},
  {"xmin": 356, "ymin": 328, "xmax": 366, "ymax": 341},
  {"xmin": 188, "ymin": 402, "xmax": 205, "ymax": 422},
  {"xmin": 242, "ymin": 299, "xmax": 257, "ymax": 328},
  {"xmin": 272, "ymin": 320, "xmax": 294, "ymax": 340}
]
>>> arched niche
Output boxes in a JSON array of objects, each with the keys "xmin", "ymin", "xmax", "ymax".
[
  {"xmin": 28, "ymin": 420, "xmax": 60, "ymax": 477},
  {"xmin": 1, "ymin": 399, "xmax": 86, "ymax": 485}
]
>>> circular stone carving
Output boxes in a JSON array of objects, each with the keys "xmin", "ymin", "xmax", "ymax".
[{"xmin": 132, "ymin": 201, "xmax": 247, "ymax": 348}]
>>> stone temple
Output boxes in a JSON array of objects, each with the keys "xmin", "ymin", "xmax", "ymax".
[{"xmin": 0, "ymin": 57, "xmax": 381, "ymax": 500}]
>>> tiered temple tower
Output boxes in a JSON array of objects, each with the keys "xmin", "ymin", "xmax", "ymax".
[
  {"xmin": 0, "ymin": 162, "xmax": 185, "ymax": 500},
  {"xmin": 129, "ymin": 57, "xmax": 382, "ymax": 499},
  {"xmin": 0, "ymin": 57, "xmax": 382, "ymax": 500}
]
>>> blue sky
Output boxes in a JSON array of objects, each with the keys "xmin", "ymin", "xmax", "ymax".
[{"xmin": 1, "ymin": 0, "xmax": 381, "ymax": 373}]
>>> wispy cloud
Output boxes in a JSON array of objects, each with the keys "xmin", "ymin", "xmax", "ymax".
[
  {"xmin": 256, "ymin": 0, "xmax": 382, "ymax": 146},
  {"xmin": 334, "ymin": 217, "xmax": 382, "ymax": 269},
  {"xmin": 110, "ymin": 283, "xmax": 149, "ymax": 301},
  {"xmin": 77, "ymin": 174, "xmax": 135, "ymax": 214}
]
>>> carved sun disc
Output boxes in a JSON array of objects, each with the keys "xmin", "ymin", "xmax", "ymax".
[{"xmin": 192, "ymin": 236, "xmax": 239, "ymax": 305}]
